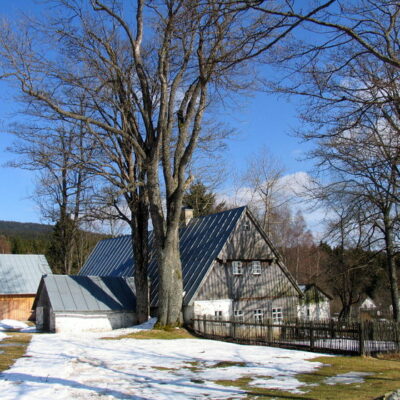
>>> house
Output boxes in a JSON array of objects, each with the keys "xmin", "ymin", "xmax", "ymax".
[
  {"xmin": 0, "ymin": 254, "xmax": 52, "ymax": 320},
  {"xmin": 297, "ymin": 284, "xmax": 332, "ymax": 321},
  {"xmin": 353, "ymin": 296, "xmax": 382, "ymax": 320},
  {"xmin": 34, "ymin": 275, "xmax": 136, "ymax": 333},
  {"xmin": 78, "ymin": 206, "xmax": 304, "ymax": 327}
]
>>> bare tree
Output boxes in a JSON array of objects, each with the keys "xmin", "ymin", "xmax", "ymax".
[
  {"xmin": 7, "ymin": 119, "xmax": 94, "ymax": 274},
  {"xmin": 0, "ymin": 0, "xmax": 332, "ymax": 326},
  {"xmin": 321, "ymin": 203, "xmax": 380, "ymax": 320},
  {"xmin": 250, "ymin": 0, "xmax": 400, "ymax": 321},
  {"xmin": 241, "ymin": 147, "xmax": 286, "ymax": 237}
]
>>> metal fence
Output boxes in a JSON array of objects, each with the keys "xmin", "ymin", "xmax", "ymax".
[{"xmin": 192, "ymin": 317, "xmax": 400, "ymax": 356}]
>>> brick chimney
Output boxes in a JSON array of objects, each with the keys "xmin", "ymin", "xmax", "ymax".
[{"xmin": 181, "ymin": 206, "xmax": 194, "ymax": 226}]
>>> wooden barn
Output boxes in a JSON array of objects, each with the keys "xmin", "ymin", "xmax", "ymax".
[
  {"xmin": 34, "ymin": 275, "xmax": 136, "ymax": 333},
  {"xmin": 78, "ymin": 206, "xmax": 304, "ymax": 326},
  {"xmin": 0, "ymin": 254, "xmax": 52, "ymax": 320}
]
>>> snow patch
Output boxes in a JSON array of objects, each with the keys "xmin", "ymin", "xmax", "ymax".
[
  {"xmin": 0, "ymin": 326, "xmax": 329, "ymax": 400},
  {"xmin": 325, "ymin": 371, "xmax": 372, "ymax": 385},
  {"xmin": 250, "ymin": 376, "xmax": 308, "ymax": 394},
  {"xmin": 0, "ymin": 332, "xmax": 8, "ymax": 341},
  {"xmin": 0, "ymin": 319, "xmax": 29, "ymax": 331}
]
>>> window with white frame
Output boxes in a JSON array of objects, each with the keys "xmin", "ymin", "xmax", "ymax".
[
  {"xmin": 254, "ymin": 309, "xmax": 263, "ymax": 323},
  {"xmin": 234, "ymin": 310, "xmax": 244, "ymax": 322},
  {"xmin": 214, "ymin": 310, "xmax": 223, "ymax": 320},
  {"xmin": 252, "ymin": 261, "xmax": 261, "ymax": 275},
  {"xmin": 272, "ymin": 307, "xmax": 283, "ymax": 323},
  {"xmin": 232, "ymin": 261, "xmax": 243, "ymax": 275}
]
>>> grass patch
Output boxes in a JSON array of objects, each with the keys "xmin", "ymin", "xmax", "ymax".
[
  {"xmin": 153, "ymin": 366, "xmax": 178, "ymax": 371},
  {"xmin": 213, "ymin": 355, "xmax": 400, "ymax": 400},
  {"xmin": 183, "ymin": 361, "xmax": 203, "ymax": 372},
  {"xmin": 0, "ymin": 332, "xmax": 32, "ymax": 372},
  {"xmin": 105, "ymin": 327, "xmax": 194, "ymax": 340},
  {"xmin": 212, "ymin": 361, "xmax": 247, "ymax": 368}
]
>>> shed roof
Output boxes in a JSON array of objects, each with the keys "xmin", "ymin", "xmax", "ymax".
[
  {"xmin": 34, "ymin": 275, "xmax": 136, "ymax": 312},
  {"xmin": 80, "ymin": 207, "xmax": 246, "ymax": 305},
  {"xmin": 0, "ymin": 254, "xmax": 52, "ymax": 295}
]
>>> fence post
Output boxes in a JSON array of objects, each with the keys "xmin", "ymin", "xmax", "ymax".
[
  {"xmin": 267, "ymin": 319, "xmax": 272, "ymax": 344},
  {"xmin": 395, "ymin": 322, "xmax": 400, "ymax": 353},
  {"xmin": 309, "ymin": 321, "xmax": 314, "ymax": 351},
  {"xmin": 359, "ymin": 321, "xmax": 366, "ymax": 356},
  {"xmin": 330, "ymin": 319, "xmax": 335, "ymax": 339}
]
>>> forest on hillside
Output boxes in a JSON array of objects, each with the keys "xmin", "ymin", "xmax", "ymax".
[{"xmin": 0, "ymin": 220, "xmax": 105, "ymax": 274}]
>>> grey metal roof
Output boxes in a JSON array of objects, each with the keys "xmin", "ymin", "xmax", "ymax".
[
  {"xmin": 80, "ymin": 207, "xmax": 246, "ymax": 306},
  {"xmin": 34, "ymin": 275, "xmax": 136, "ymax": 312},
  {"xmin": 0, "ymin": 254, "xmax": 52, "ymax": 295}
]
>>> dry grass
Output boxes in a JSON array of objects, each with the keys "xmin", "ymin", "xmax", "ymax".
[
  {"xmin": 214, "ymin": 355, "xmax": 400, "ymax": 400},
  {"xmin": 104, "ymin": 327, "xmax": 195, "ymax": 340},
  {"xmin": 0, "ymin": 332, "xmax": 32, "ymax": 372}
]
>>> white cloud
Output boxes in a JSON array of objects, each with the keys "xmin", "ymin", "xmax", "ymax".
[{"xmin": 219, "ymin": 171, "xmax": 329, "ymax": 237}]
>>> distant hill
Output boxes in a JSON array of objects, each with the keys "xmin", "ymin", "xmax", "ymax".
[{"xmin": 0, "ymin": 220, "xmax": 53, "ymax": 239}]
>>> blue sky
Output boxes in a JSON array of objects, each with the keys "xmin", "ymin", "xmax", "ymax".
[{"xmin": 0, "ymin": 1, "xmax": 317, "ymax": 227}]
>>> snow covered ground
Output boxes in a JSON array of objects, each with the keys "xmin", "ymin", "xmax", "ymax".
[
  {"xmin": 0, "ymin": 320, "xmax": 332, "ymax": 400},
  {"xmin": 0, "ymin": 320, "xmax": 29, "ymax": 331}
]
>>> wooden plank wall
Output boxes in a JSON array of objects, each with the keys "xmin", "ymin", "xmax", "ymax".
[{"xmin": 0, "ymin": 295, "xmax": 35, "ymax": 321}]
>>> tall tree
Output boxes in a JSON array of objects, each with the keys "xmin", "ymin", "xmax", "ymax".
[
  {"xmin": 256, "ymin": 0, "xmax": 400, "ymax": 321},
  {"xmin": 0, "ymin": 0, "xmax": 330, "ymax": 326}
]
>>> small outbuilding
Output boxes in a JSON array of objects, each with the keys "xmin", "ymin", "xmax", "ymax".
[
  {"xmin": 0, "ymin": 254, "xmax": 52, "ymax": 320},
  {"xmin": 33, "ymin": 275, "xmax": 137, "ymax": 333},
  {"xmin": 297, "ymin": 284, "xmax": 332, "ymax": 321}
]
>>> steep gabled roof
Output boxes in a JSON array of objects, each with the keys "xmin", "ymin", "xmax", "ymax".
[
  {"xmin": 0, "ymin": 254, "xmax": 52, "ymax": 295},
  {"xmin": 33, "ymin": 275, "xmax": 136, "ymax": 312},
  {"xmin": 80, "ymin": 207, "xmax": 246, "ymax": 305}
]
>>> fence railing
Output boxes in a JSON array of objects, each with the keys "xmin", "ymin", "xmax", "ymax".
[{"xmin": 191, "ymin": 317, "xmax": 400, "ymax": 356}]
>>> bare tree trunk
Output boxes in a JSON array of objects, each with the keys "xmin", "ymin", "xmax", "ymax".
[
  {"xmin": 157, "ymin": 229, "xmax": 184, "ymax": 326},
  {"xmin": 131, "ymin": 194, "xmax": 150, "ymax": 324},
  {"xmin": 384, "ymin": 220, "xmax": 399, "ymax": 321}
]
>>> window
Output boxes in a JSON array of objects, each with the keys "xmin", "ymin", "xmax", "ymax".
[
  {"xmin": 232, "ymin": 261, "xmax": 243, "ymax": 275},
  {"xmin": 242, "ymin": 221, "xmax": 251, "ymax": 231},
  {"xmin": 252, "ymin": 261, "xmax": 261, "ymax": 275},
  {"xmin": 272, "ymin": 307, "xmax": 283, "ymax": 323},
  {"xmin": 254, "ymin": 309, "xmax": 263, "ymax": 323},
  {"xmin": 234, "ymin": 310, "xmax": 244, "ymax": 322},
  {"xmin": 214, "ymin": 310, "xmax": 223, "ymax": 320}
]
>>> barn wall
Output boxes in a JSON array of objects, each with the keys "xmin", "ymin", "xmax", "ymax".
[
  {"xmin": 196, "ymin": 261, "xmax": 299, "ymax": 304},
  {"xmin": 220, "ymin": 212, "xmax": 275, "ymax": 260},
  {"xmin": 54, "ymin": 311, "xmax": 137, "ymax": 333},
  {"xmin": 0, "ymin": 294, "xmax": 35, "ymax": 321}
]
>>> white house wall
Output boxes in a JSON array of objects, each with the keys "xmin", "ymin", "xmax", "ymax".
[
  {"xmin": 193, "ymin": 299, "xmax": 232, "ymax": 319},
  {"xmin": 54, "ymin": 311, "xmax": 136, "ymax": 333},
  {"xmin": 297, "ymin": 301, "xmax": 330, "ymax": 321}
]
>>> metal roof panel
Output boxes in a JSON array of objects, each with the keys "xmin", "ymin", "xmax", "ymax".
[
  {"xmin": 40, "ymin": 275, "xmax": 136, "ymax": 312},
  {"xmin": 79, "ymin": 207, "xmax": 246, "ymax": 305},
  {"xmin": 0, "ymin": 255, "xmax": 52, "ymax": 294}
]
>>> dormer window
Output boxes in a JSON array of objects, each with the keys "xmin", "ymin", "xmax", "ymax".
[
  {"xmin": 252, "ymin": 261, "xmax": 261, "ymax": 275},
  {"xmin": 232, "ymin": 261, "xmax": 243, "ymax": 275}
]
